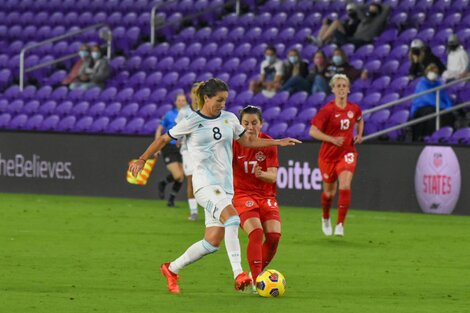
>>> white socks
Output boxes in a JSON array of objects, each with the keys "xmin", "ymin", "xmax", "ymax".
[
  {"xmin": 169, "ymin": 239, "xmax": 219, "ymax": 274},
  {"xmin": 188, "ymin": 198, "xmax": 198, "ymax": 215},
  {"xmin": 224, "ymin": 215, "xmax": 243, "ymax": 279}
]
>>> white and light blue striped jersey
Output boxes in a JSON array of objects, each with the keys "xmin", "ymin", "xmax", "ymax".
[
  {"xmin": 174, "ymin": 104, "xmax": 194, "ymax": 153},
  {"xmin": 168, "ymin": 110, "xmax": 245, "ymax": 194}
]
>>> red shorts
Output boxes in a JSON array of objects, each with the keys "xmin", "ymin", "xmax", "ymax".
[
  {"xmin": 233, "ymin": 194, "xmax": 281, "ymax": 227},
  {"xmin": 318, "ymin": 152, "xmax": 358, "ymax": 183}
]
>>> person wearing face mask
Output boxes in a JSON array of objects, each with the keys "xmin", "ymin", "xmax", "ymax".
[
  {"xmin": 62, "ymin": 44, "xmax": 90, "ymax": 87},
  {"xmin": 249, "ymin": 46, "xmax": 284, "ymax": 98},
  {"xmin": 442, "ymin": 34, "xmax": 469, "ymax": 82},
  {"xmin": 70, "ymin": 44, "xmax": 110, "ymax": 90},
  {"xmin": 411, "ymin": 64, "xmax": 454, "ymax": 141},
  {"xmin": 280, "ymin": 48, "xmax": 310, "ymax": 93},
  {"xmin": 334, "ymin": 2, "xmax": 390, "ymax": 47},
  {"xmin": 317, "ymin": 48, "xmax": 367, "ymax": 94},
  {"xmin": 408, "ymin": 39, "xmax": 446, "ymax": 80},
  {"xmin": 307, "ymin": 3, "xmax": 361, "ymax": 46},
  {"xmin": 307, "ymin": 50, "xmax": 330, "ymax": 94}
]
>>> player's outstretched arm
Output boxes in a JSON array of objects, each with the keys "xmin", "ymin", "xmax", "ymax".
[
  {"xmin": 309, "ymin": 125, "xmax": 344, "ymax": 147},
  {"xmin": 129, "ymin": 134, "xmax": 172, "ymax": 176},
  {"xmin": 237, "ymin": 135, "xmax": 301, "ymax": 148}
]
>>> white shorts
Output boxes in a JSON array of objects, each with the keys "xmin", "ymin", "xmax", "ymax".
[
  {"xmin": 194, "ymin": 185, "xmax": 233, "ymax": 228},
  {"xmin": 181, "ymin": 150, "xmax": 194, "ymax": 176}
]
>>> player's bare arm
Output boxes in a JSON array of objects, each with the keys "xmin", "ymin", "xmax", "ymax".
[
  {"xmin": 309, "ymin": 125, "xmax": 345, "ymax": 147},
  {"xmin": 237, "ymin": 135, "xmax": 301, "ymax": 148},
  {"xmin": 354, "ymin": 119, "xmax": 364, "ymax": 144},
  {"xmin": 129, "ymin": 134, "xmax": 172, "ymax": 176},
  {"xmin": 254, "ymin": 166, "xmax": 278, "ymax": 184}
]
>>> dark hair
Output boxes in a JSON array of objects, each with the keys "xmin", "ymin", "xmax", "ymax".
[
  {"xmin": 265, "ymin": 45, "xmax": 277, "ymax": 55},
  {"xmin": 193, "ymin": 78, "xmax": 229, "ymax": 110},
  {"xmin": 239, "ymin": 105, "xmax": 263, "ymax": 123},
  {"xmin": 369, "ymin": 3, "xmax": 382, "ymax": 13}
]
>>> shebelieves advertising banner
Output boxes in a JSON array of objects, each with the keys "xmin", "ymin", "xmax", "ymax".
[
  {"xmin": 0, "ymin": 132, "xmax": 469, "ymax": 215},
  {"xmin": 415, "ymin": 146, "xmax": 461, "ymax": 214}
]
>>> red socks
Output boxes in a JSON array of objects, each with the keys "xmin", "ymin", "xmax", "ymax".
[
  {"xmin": 321, "ymin": 192, "xmax": 333, "ymax": 219},
  {"xmin": 262, "ymin": 232, "xmax": 281, "ymax": 270},
  {"xmin": 337, "ymin": 189, "xmax": 351, "ymax": 224},
  {"xmin": 247, "ymin": 228, "xmax": 263, "ymax": 281}
]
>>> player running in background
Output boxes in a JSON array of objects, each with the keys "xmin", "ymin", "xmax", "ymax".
[
  {"xmin": 232, "ymin": 105, "xmax": 282, "ymax": 286},
  {"xmin": 309, "ymin": 74, "xmax": 364, "ymax": 236},
  {"xmin": 155, "ymin": 94, "xmax": 186, "ymax": 207},
  {"xmin": 174, "ymin": 84, "xmax": 199, "ymax": 221},
  {"xmin": 129, "ymin": 78, "xmax": 300, "ymax": 293}
]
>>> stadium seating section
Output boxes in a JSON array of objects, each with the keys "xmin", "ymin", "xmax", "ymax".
[{"xmin": 0, "ymin": 0, "xmax": 469, "ymax": 143}]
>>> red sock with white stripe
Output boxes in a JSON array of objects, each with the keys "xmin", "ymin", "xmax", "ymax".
[{"xmin": 337, "ymin": 189, "xmax": 351, "ymax": 224}]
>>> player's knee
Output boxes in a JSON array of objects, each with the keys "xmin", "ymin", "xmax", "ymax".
[
  {"xmin": 323, "ymin": 191, "xmax": 335, "ymax": 199},
  {"xmin": 265, "ymin": 232, "xmax": 281, "ymax": 246},
  {"xmin": 202, "ymin": 239, "xmax": 220, "ymax": 254},
  {"xmin": 224, "ymin": 215, "xmax": 241, "ymax": 227}
]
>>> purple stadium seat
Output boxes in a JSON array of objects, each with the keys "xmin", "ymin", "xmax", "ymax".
[
  {"xmin": 235, "ymin": 91, "xmax": 254, "ymax": 106},
  {"xmin": 252, "ymin": 43, "xmax": 268, "ymax": 58},
  {"xmin": 223, "ymin": 58, "xmax": 241, "ymax": 73},
  {"xmin": 363, "ymin": 92, "xmax": 382, "ymax": 109},
  {"xmin": 74, "ymin": 116, "xmax": 94, "ymax": 132},
  {"xmin": 306, "ymin": 92, "xmax": 326, "ymax": 108},
  {"xmin": 149, "ymin": 88, "xmax": 168, "ymax": 103},
  {"xmin": 355, "ymin": 44, "xmax": 374, "ymax": 59},
  {"xmin": 116, "ymin": 88, "xmax": 134, "ymax": 104},
  {"xmin": 271, "ymin": 12, "xmax": 288, "ymax": 28},
  {"xmin": 133, "ymin": 88, "xmax": 151, "ymax": 103},
  {"xmin": 36, "ymin": 86, "xmax": 53, "ymax": 101},
  {"xmin": 228, "ymin": 73, "xmax": 247, "ymax": 90},
  {"xmin": 435, "ymin": 28, "xmax": 453, "ymax": 44},
  {"xmin": 142, "ymin": 118, "xmax": 161, "ymax": 134},
  {"xmin": 161, "ymin": 72, "xmax": 179, "ymax": 88},
  {"xmin": 156, "ymin": 104, "xmax": 173, "ymax": 118},
  {"xmin": 386, "ymin": 109, "xmax": 410, "ymax": 140},
  {"xmin": 141, "ymin": 56, "xmax": 158, "ymax": 71},
  {"xmin": 121, "ymin": 102, "xmax": 139, "ymax": 117},
  {"xmin": 138, "ymin": 104, "xmax": 158, "ymax": 118},
  {"xmin": 349, "ymin": 92, "xmax": 364, "ymax": 104},
  {"xmin": 245, "ymin": 27, "xmax": 262, "ymax": 42},
  {"xmin": 278, "ymin": 27, "xmax": 296, "ymax": 44},
  {"xmin": 239, "ymin": 58, "xmax": 258, "ymax": 75},
  {"xmin": 103, "ymin": 102, "xmax": 122, "ymax": 117},
  {"xmin": 268, "ymin": 122, "xmax": 288, "ymax": 138},
  {"xmin": 0, "ymin": 113, "xmax": 12, "ymax": 128},
  {"xmin": 288, "ymin": 91, "xmax": 308, "ymax": 108},
  {"xmin": 364, "ymin": 60, "xmax": 382, "ymax": 73},
  {"xmin": 71, "ymin": 101, "xmax": 90, "ymax": 117},
  {"xmin": 191, "ymin": 57, "xmax": 209, "ymax": 72},
  {"xmin": 124, "ymin": 117, "xmax": 145, "ymax": 134},
  {"xmin": 263, "ymin": 107, "xmax": 281, "ymax": 122},
  {"xmin": 270, "ymin": 91, "xmax": 290, "ymax": 107},
  {"xmin": 82, "ymin": 87, "xmax": 101, "ymax": 103},
  {"xmin": 179, "ymin": 72, "xmax": 197, "ymax": 89},
  {"xmin": 397, "ymin": 28, "xmax": 418, "ymax": 44},
  {"xmin": 417, "ymin": 28, "xmax": 436, "ymax": 42},
  {"xmin": 278, "ymin": 107, "xmax": 298, "ymax": 122},
  {"xmin": 4, "ymin": 86, "xmax": 21, "ymax": 100},
  {"xmin": 425, "ymin": 127, "xmax": 453, "ymax": 144},
  {"xmin": 90, "ymin": 116, "xmax": 110, "ymax": 133},
  {"xmin": 450, "ymin": 127, "xmax": 470, "ymax": 144},
  {"xmin": 39, "ymin": 115, "xmax": 60, "ymax": 131},
  {"xmin": 286, "ymin": 122, "xmax": 306, "ymax": 138},
  {"xmin": 255, "ymin": 12, "xmax": 273, "ymax": 27},
  {"xmin": 56, "ymin": 115, "xmax": 77, "ymax": 132},
  {"xmin": 234, "ymin": 43, "xmax": 252, "ymax": 59},
  {"xmin": 22, "ymin": 100, "xmax": 40, "ymax": 115},
  {"xmin": 153, "ymin": 42, "xmax": 170, "ymax": 58},
  {"xmin": 297, "ymin": 107, "xmax": 317, "ymax": 123},
  {"xmin": 25, "ymin": 114, "xmax": 44, "ymax": 130},
  {"xmin": 50, "ymin": 86, "xmax": 69, "ymax": 101},
  {"xmin": 228, "ymin": 27, "xmax": 245, "ymax": 43},
  {"xmin": 145, "ymin": 72, "xmax": 163, "ymax": 89},
  {"xmin": 186, "ymin": 42, "xmax": 202, "ymax": 58},
  {"xmin": 7, "ymin": 100, "xmax": 24, "ymax": 114},
  {"xmin": 56, "ymin": 101, "xmax": 75, "ymax": 116},
  {"xmin": 370, "ymin": 76, "xmax": 391, "ymax": 92},
  {"xmin": 106, "ymin": 117, "xmax": 127, "ymax": 133},
  {"xmin": 217, "ymin": 43, "xmax": 235, "ymax": 58},
  {"xmin": 88, "ymin": 102, "xmax": 106, "ymax": 117},
  {"xmin": 382, "ymin": 60, "xmax": 400, "ymax": 74},
  {"xmin": 261, "ymin": 27, "xmax": 279, "ymax": 42},
  {"xmin": 390, "ymin": 76, "xmax": 410, "ymax": 92},
  {"xmin": 9, "ymin": 114, "xmax": 28, "ymax": 129}
]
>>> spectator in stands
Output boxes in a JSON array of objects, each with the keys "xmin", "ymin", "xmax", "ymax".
[
  {"xmin": 411, "ymin": 63, "xmax": 454, "ymax": 141},
  {"xmin": 408, "ymin": 39, "xmax": 446, "ymax": 80},
  {"xmin": 330, "ymin": 2, "xmax": 391, "ymax": 47},
  {"xmin": 70, "ymin": 45, "xmax": 110, "ymax": 90},
  {"xmin": 311, "ymin": 48, "xmax": 367, "ymax": 94},
  {"xmin": 307, "ymin": 50, "xmax": 330, "ymax": 94},
  {"xmin": 280, "ymin": 48, "xmax": 310, "ymax": 93},
  {"xmin": 249, "ymin": 46, "xmax": 283, "ymax": 98},
  {"xmin": 442, "ymin": 34, "xmax": 470, "ymax": 82},
  {"xmin": 62, "ymin": 44, "xmax": 90, "ymax": 87},
  {"xmin": 308, "ymin": 3, "xmax": 361, "ymax": 46}
]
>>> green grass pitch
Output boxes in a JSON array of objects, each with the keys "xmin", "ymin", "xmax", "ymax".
[{"xmin": 1, "ymin": 193, "xmax": 469, "ymax": 313}]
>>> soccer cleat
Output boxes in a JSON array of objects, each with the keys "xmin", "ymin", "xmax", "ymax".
[
  {"xmin": 158, "ymin": 181, "xmax": 166, "ymax": 199},
  {"xmin": 160, "ymin": 262, "xmax": 180, "ymax": 294},
  {"xmin": 248, "ymin": 272, "xmax": 257, "ymax": 294},
  {"xmin": 322, "ymin": 218, "xmax": 333, "ymax": 236},
  {"xmin": 234, "ymin": 272, "xmax": 252, "ymax": 291},
  {"xmin": 188, "ymin": 213, "xmax": 198, "ymax": 221},
  {"xmin": 334, "ymin": 223, "xmax": 344, "ymax": 236}
]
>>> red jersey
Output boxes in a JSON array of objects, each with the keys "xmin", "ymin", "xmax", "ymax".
[
  {"xmin": 311, "ymin": 100, "xmax": 362, "ymax": 162},
  {"xmin": 233, "ymin": 132, "xmax": 278, "ymax": 198}
]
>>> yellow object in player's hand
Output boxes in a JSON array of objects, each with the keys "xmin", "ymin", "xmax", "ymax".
[{"xmin": 126, "ymin": 158, "xmax": 156, "ymax": 185}]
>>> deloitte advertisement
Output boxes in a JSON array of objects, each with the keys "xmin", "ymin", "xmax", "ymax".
[{"xmin": 0, "ymin": 132, "xmax": 469, "ymax": 215}]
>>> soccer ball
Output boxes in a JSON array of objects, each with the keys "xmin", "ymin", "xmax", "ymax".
[{"xmin": 255, "ymin": 269, "xmax": 286, "ymax": 298}]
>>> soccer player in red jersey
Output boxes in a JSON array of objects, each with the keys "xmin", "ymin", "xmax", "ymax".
[
  {"xmin": 232, "ymin": 106, "xmax": 282, "ymax": 284},
  {"xmin": 309, "ymin": 74, "xmax": 364, "ymax": 236}
]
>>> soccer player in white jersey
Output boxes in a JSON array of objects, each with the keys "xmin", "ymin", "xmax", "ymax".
[
  {"xmin": 129, "ymin": 78, "xmax": 300, "ymax": 294},
  {"xmin": 174, "ymin": 84, "xmax": 199, "ymax": 221}
]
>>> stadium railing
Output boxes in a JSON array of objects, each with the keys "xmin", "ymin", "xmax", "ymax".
[
  {"xmin": 19, "ymin": 23, "xmax": 112, "ymax": 91},
  {"xmin": 150, "ymin": 0, "xmax": 240, "ymax": 45},
  {"xmin": 363, "ymin": 75, "xmax": 470, "ymax": 141}
]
